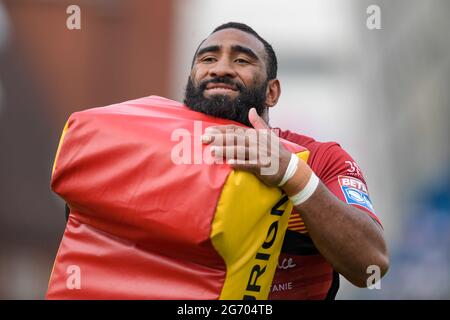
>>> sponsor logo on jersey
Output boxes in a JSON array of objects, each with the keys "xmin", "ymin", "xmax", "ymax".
[
  {"xmin": 338, "ymin": 176, "xmax": 374, "ymax": 212},
  {"xmin": 277, "ymin": 257, "xmax": 296, "ymax": 270},
  {"xmin": 270, "ymin": 282, "xmax": 293, "ymax": 292}
]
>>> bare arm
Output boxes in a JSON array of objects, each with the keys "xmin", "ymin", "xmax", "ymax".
[
  {"xmin": 283, "ymin": 170, "xmax": 389, "ymax": 287},
  {"xmin": 202, "ymin": 108, "xmax": 389, "ymax": 287}
]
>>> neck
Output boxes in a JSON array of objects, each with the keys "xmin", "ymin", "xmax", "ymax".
[{"xmin": 262, "ymin": 108, "xmax": 270, "ymax": 127}]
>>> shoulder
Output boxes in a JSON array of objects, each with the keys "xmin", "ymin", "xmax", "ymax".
[
  {"xmin": 276, "ymin": 128, "xmax": 364, "ymax": 182},
  {"xmin": 277, "ymin": 129, "xmax": 380, "ymax": 223},
  {"xmin": 277, "ymin": 129, "xmax": 344, "ymax": 163}
]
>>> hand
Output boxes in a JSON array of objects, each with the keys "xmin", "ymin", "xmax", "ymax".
[{"xmin": 201, "ymin": 108, "xmax": 293, "ymax": 187}]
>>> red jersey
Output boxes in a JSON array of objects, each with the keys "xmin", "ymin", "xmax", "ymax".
[{"xmin": 268, "ymin": 129, "xmax": 381, "ymax": 300}]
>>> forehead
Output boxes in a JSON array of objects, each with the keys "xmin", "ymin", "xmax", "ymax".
[{"xmin": 199, "ymin": 28, "xmax": 266, "ymax": 59}]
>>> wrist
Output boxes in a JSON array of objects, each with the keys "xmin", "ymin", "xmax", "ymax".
[
  {"xmin": 278, "ymin": 153, "xmax": 299, "ymax": 187},
  {"xmin": 281, "ymin": 160, "xmax": 312, "ymax": 196},
  {"xmin": 281, "ymin": 160, "xmax": 320, "ymax": 206}
]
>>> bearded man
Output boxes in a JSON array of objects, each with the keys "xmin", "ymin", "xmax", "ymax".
[{"xmin": 183, "ymin": 22, "xmax": 389, "ymax": 299}]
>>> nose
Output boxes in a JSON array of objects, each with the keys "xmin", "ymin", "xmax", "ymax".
[{"xmin": 208, "ymin": 57, "xmax": 237, "ymax": 78}]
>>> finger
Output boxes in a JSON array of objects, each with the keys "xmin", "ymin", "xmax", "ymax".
[
  {"xmin": 206, "ymin": 132, "xmax": 250, "ymax": 147},
  {"xmin": 249, "ymin": 108, "xmax": 270, "ymax": 130},
  {"xmin": 205, "ymin": 125, "xmax": 244, "ymax": 135},
  {"xmin": 227, "ymin": 159, "xmax": 261, "ymax": 173},
  {"xmin": 211, "ymin": 145, "xmax": 250, "ymax": 162},
  {"xmin": 201, "ymin": 134, "xmax": 214, "ymax": 144},
  {"xmin": 203, "ymin": 126, "xmax": 244, "ymax": 146}
]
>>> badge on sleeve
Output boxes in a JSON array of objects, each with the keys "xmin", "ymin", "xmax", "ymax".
[{"xmin": 338, "ymin": 176, "xmax": 374, "ymax": 212}]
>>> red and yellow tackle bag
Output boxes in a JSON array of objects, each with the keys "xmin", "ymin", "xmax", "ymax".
[{"xmin": 47, "ymin": 96, "xmax": 308, "ymax": 299}]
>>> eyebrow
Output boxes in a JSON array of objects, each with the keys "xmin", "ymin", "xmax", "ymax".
[
  {"xmin": 231, "ymin": 45, "xmax": 259, "ymax": 61},
  {"xmin": 195, "ymin": 44, "xmax": 260, "ymax": 61},
  {"xmin": 196, "ymin": 45, "xmax": 221, "ymax": 58}
]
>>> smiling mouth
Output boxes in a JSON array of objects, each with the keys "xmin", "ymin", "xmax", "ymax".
[
  {"xmin": 204, "ymin": 83, "xmax": 239, "ymax": 95},
  {"xmin": 205, "ymin": 87, "xmax": 238, "ymax": 94}
]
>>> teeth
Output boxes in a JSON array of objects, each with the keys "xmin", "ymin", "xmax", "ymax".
[{"xmin": 210, "ymin": 87, "xmax": 233, "ymax": 90}]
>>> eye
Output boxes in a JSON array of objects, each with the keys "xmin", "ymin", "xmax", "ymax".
[
  {"xmin": 201, "ymin": 56, "xmax": 217, "ymax": 63},
  {"xmin": 235, "ymin": 58, "xmax": 249, "ymax": 64}
]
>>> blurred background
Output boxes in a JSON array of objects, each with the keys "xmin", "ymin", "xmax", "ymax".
[{"xmin": 0, "ymin": 0, "xmax": 449, "ymax": 299}]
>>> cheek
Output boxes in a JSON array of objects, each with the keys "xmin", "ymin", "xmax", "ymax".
[
  {"xmin": 191, "ymin": 65, "xmax": 208, "ymax": 83},
  {"xmin": 243, "ymin": 70, "xmax": 265, "ymax": 88}
]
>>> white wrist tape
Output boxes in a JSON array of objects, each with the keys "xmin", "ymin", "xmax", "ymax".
[
  {"xmin": 278, "ymin": 153, "xmax": 299, "ymax": 187},
  {"xmin": 289, "ymin": 172, "xmax": 320, "ymax": 206}
]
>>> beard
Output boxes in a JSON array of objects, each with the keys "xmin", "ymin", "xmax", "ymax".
[{"xmin": 183, "ymin": 76, "xmax": 268, "ymax": 127}]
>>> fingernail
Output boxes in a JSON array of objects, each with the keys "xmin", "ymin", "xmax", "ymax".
[{"xmin": 202, "ymin": 134, "xmax": 212, "ymax": 143}]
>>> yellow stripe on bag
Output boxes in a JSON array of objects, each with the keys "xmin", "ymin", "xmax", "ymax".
[
  {"xmin": 211, "ymin": 151, "xmax": 309, "ymax": 300},
  {"xmin": 52, "ymin": 120, "xmax": 70, "ymax": 176}
]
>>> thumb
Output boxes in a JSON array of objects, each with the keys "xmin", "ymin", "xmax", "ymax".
[{"xmin": 249, "ymin": 108, "xmax": 269, "ymax": 130}]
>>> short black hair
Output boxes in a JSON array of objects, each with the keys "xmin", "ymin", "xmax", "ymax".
[{"xmin": 192, "ymin": 22, "xmax": 278, "ymax": 80}]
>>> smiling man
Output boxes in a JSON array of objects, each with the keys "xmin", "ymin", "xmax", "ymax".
[{"xmin": 184, "ymin": 22, "xmax": 389, "ymax": 299}]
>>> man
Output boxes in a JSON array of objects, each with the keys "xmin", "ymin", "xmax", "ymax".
[{"xmin": 183, "ymin": 22, "xmax": 389, "ymax": 299}]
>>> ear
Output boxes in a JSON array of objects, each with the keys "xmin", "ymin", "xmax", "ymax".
[{"xmin": 265, "ymin": 79, "xmax": 281, "ymax": 108}]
